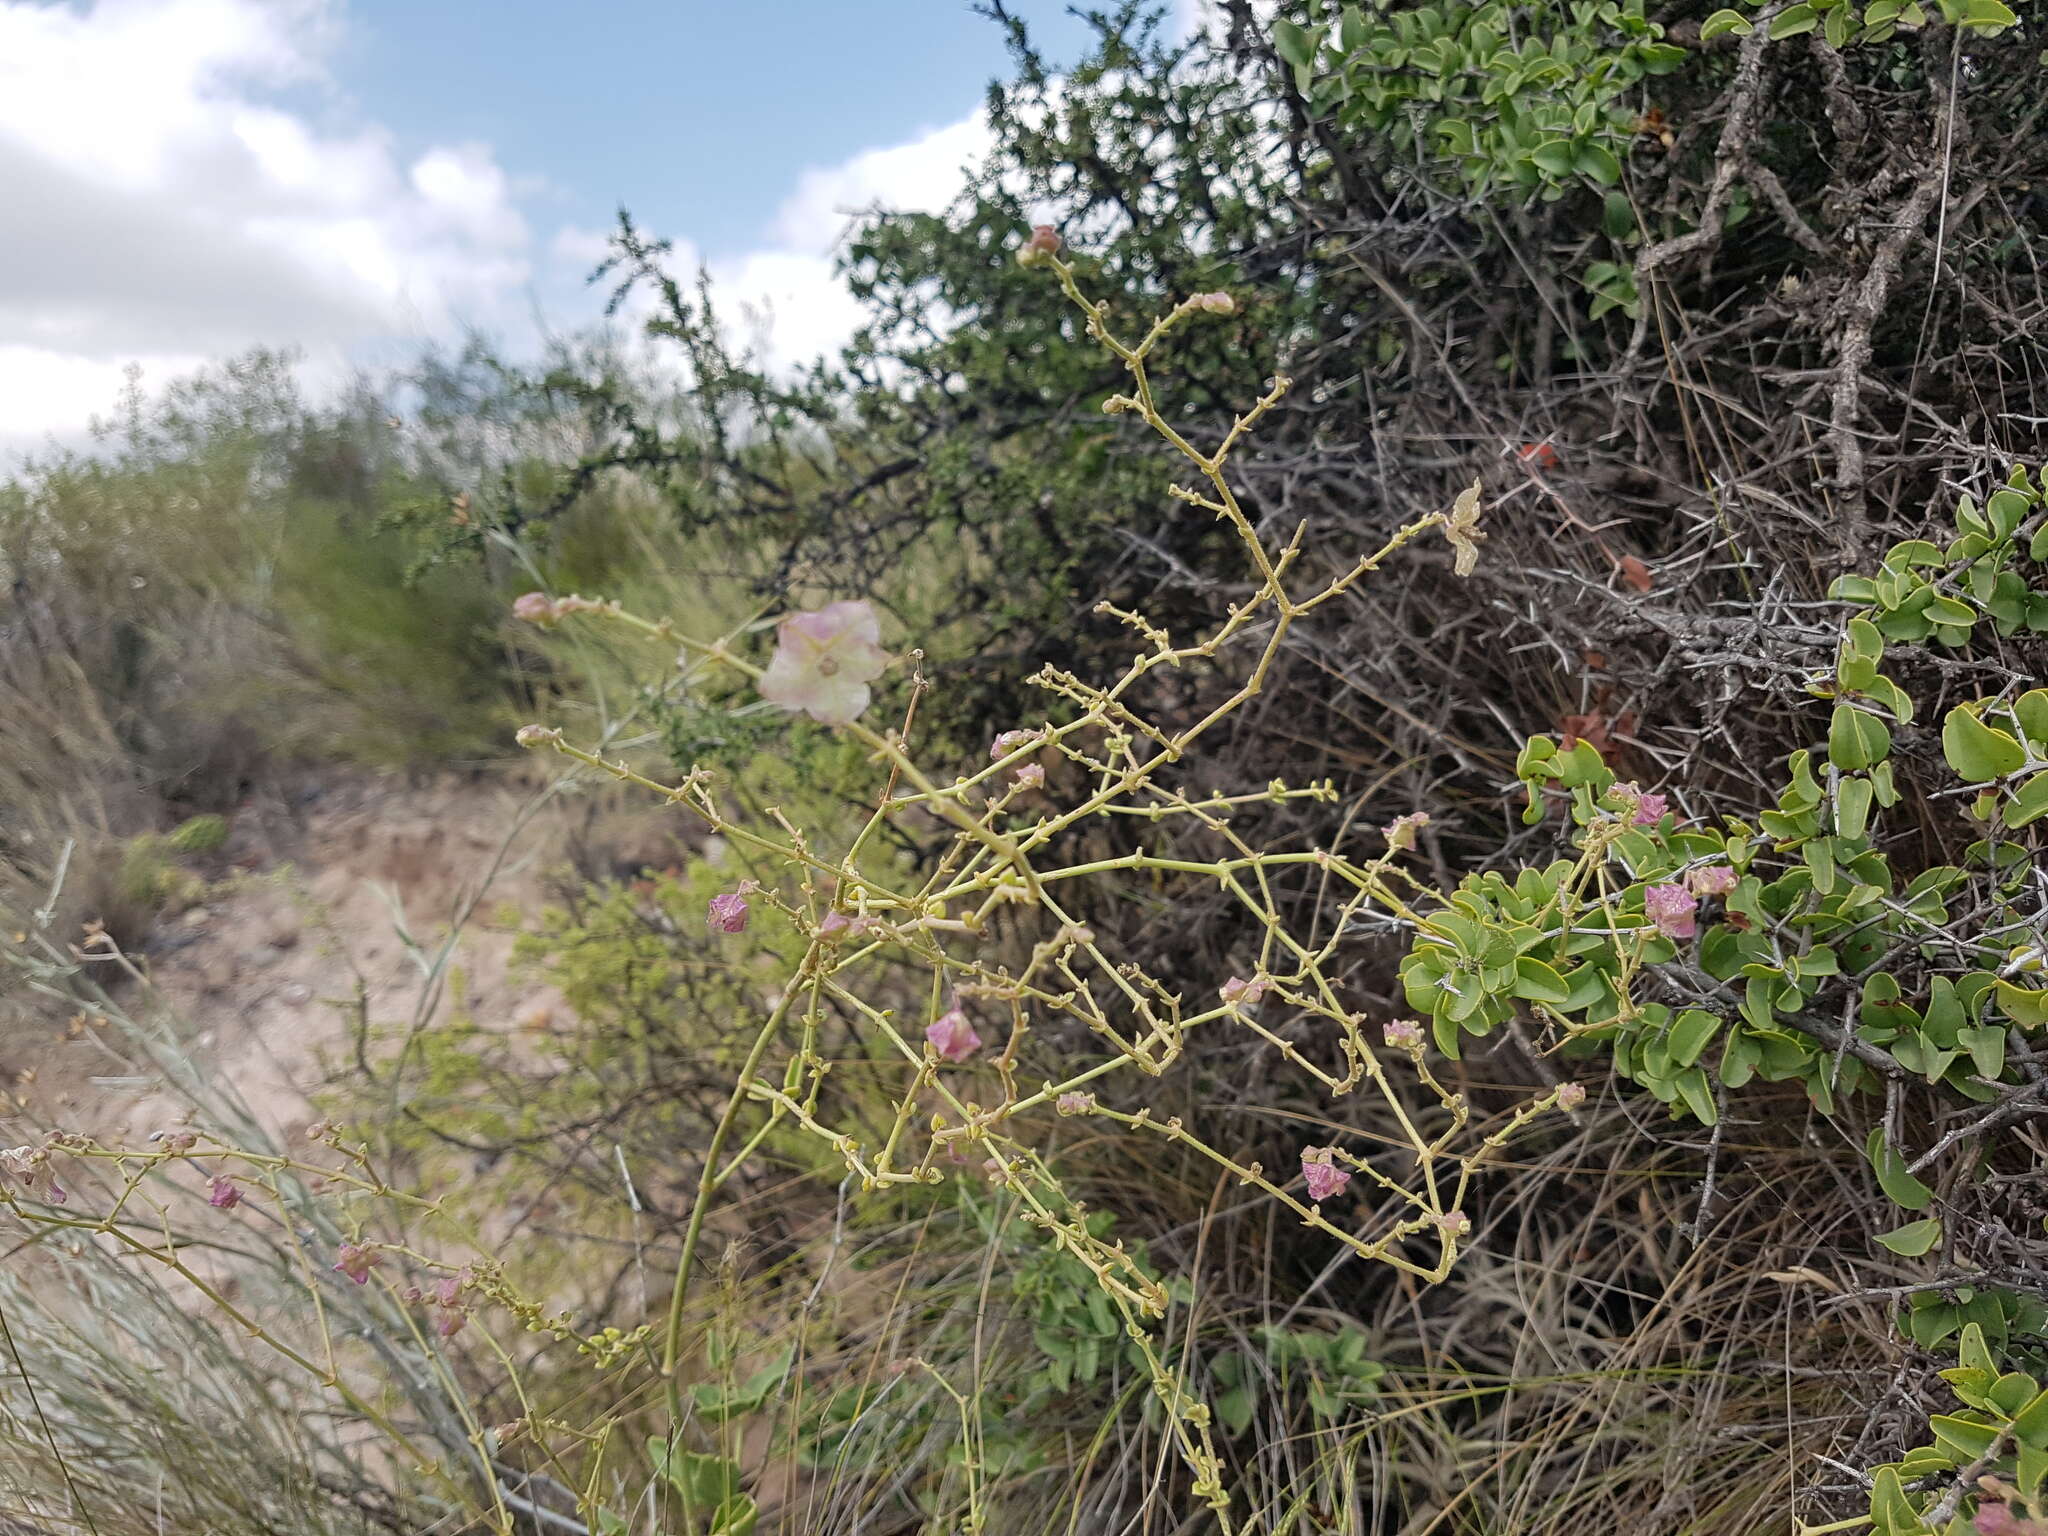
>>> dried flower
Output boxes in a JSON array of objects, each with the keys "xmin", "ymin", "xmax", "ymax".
[
  {"xmin": 759, "ymin": 601, "xmax": 891, "ymax": 726},
  {"xmin": 1191, "ymin": 290, "xmax": 1235, "ymax": 315},
  {"xmin": 1055, "ymin": 1091, "xmax": 1096, "ymax": 1115},
  {"xmin": 514, "ymin": 723, "xmax": 557, "ymax": 749},
  {"xmin": 1644, "ymin": 883, "xmax": 1698, "ymax": 940},
  {"xmin": 1016, "ymin": 223, "xmax": 1063, "ymax": 267},
  {"xmin": 1383, "ymin": 1018, "xmax": 1424, "ymax": 1050},
  {"xmin": 206, "ymin": 1175, "xmax": 242, "ymax": 1210},
  {"xmin": 989, "ymin": 728, "xmax": 1041, "ymax": 761},
  {"xmin": 1300, "ymin": 1149, "xmax": 1352, "ymax": 1202},
  {"xmin": 707, "ymin": 891, "xmax": 750, "ymax": 934},
  {"xmin": 1555, "ymin": 1081, "xmax": 1586, "ymax": 1112},
  {"xmin": 333, "ymin": 1243, "xmax": 382, "ymax": 1285},
  {"xmin": 512, "ymin": 592, "xmax": 557, "ymax": 626},
  {"xmin": 0, "ymin": 1146, "xmax": 64, "ymax": 1205},
  {"xmin": 1382, "ymin": 811, "xmax": 1429, "ymax": 852},
  {"xmin": 1443, "ymin": 478, "xmax": 1486, "ymax": 578},
  {"xmin": 926, "ymin": 1008, "xmax": 982, "ymax": 1064},
  {"xmin": 1688, "ymin": 863, "xmax": 1738, "ymax": 898},
  {"xmin": 1220, "ymin": 975, "xmax": 1271, "ymax": 1007}
]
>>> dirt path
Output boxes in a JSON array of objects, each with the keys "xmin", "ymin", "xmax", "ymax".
[{"xmin": 17, "ymin": 769, "xmax": 685, "ymax": 1147}]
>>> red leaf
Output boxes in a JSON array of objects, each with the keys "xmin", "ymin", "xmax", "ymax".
[{"xmin": 1617, "ymin": 554, "xmax": 1654, "ymax": 593}]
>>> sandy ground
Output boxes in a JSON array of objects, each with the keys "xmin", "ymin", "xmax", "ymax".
[{"xmin": 9, "ymin": 768, "xmax": 691, "ymax": 1147}]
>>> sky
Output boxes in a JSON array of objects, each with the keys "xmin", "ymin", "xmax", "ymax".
[{"xmin": 0, "ymin": 0, "xmax": 1206, "ymax": 459}]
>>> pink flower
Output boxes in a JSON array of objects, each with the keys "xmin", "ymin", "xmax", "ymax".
[
  {"xmin": 512, "ymin": 592, "xmax": 557, "ymax": 626},
  {"xmin": 1383, "ymin": 1018, "xmax": 1424, "ymax": 1050},
  {"xmin": 1435, "ymin": 1209, "xmax": 1472, "ymax": 1237},
  {"xmin": 1688, "ymin": 863, "xmax": 1737, "ymax": 898},
  {"xmin": 707, "ymin": 891, "xmax": 750, "ymax": 933},
  {"xmin": 1191, "ymin": 290, "xmax": 1236, "ymax": 315},
  {"xmin": 1221, "ymin": 975, "xmax": 1271, "ymax": 1007},
  {"xmin": 435, "ymin": 1309, "xmax": 467, "ymax": 1339},
  {"xmin": 1300, "ymin": 1149, "xmax": 1352, "ymax": 1202},
  {"xmin": 1631, "ymin": 792, "xmax": 1669, "ymax": 827},
  {"xmin": 1976, "ymin": 1504, "xmax": 2022, "ymax": 1536},
  {"xmin": 1644, "ymin": 883, "xmax": 1698, "ymax": 940},
  {"xmin": 758, "ymin": 601, "xmax": 891, "ymax": 726},
  {"xmin": 1382, "ymin": 812, "xmax": 1429, "ymax": 852},
  {"xmin": 333, "ymin": 1243, "xmax": 382, "ymax": 1285},
  {"xmin": 206, "ymin": 1175, "xmax": 242, "ymax": 1210},
  {"xmin": 1013, "ymin": 763, "xmax": 1045, "ymax": 790},
  {"xmin": 926, "ymin": 1008, "xmax": 982, "ymax": 1063},
  {"xmin": 1055, "ymin": 1091, "xmax": 1095, "ymax": 1115},
  {"xmin": 989, "ymin": 729, "xmax": 1041, "ymax": 761},
  {"xmin": 434, "ymin": 1273, "xmax": 465, "ymax": 1308},
  {"xmin": 0, "ymin": 1146, "xmax": 65, "ymax": 1205},
  {"xmin": 1556, "ymin": 1082, "xmax": 1586, "ymax": 1111},
  {"xmin": 1016, "ymin": 224, "xmax": 1064, "ymax": 267}
]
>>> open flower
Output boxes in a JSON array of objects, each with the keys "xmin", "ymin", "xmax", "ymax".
[
  {"xmin": 926, "ymin": 1008, "xmax": 982, "ymax": 1064},
  {"xmin": 512, "ymin": 592, "xmax": 557, "ymax": 626},
  {"xmin": 1631, "ymin": 791, "xmax": 1669, "ymax": 826},
  {"xmin": 333, "ymin": 1243, "xmax": 382, "ymax": 1285},
  {"xmin": 206, "ymin": 1175, "xmax": 242, "ymax": 1210},
  {"xmin": 759, "ymin": 601, "xmax": 891, "ymax": 726},
  {"xmin": 1013, "ymin": 762, "xmax": 1045, "ymax": 790},
  {"xmin": 1016, "ymin": 224, "xmax": 1063, "ymax": 267},
  {"xmin": 1055, "ymin": 1092, "xmax": 1095, "ymax": 1115},
  {"xmin": 1556, "ymin": 1082, "xmax": 1587, "ymax": 1112},
  {"xmin": 1644, "ymin": 883, "xmax": 1698, "ymax": 940},
  {"xmin": 707, "ymin": 891, "xmax": 750, "ymax": 934},
  {"xmin": 989, "ymin": 728, "xmax": 1041, "ymax": 761},
  {"xmin": 1300, "ymin": 1148, "xmax": 1352, "ymax": 1202}
]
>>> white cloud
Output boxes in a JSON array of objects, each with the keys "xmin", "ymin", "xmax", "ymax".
[
  {"xmin": 0, "ymin": 0, "xmax": 532, "ymax": 458},
  {"xmin": 549, "ymin": 110, "xmax": 995, "ymax": 379}
]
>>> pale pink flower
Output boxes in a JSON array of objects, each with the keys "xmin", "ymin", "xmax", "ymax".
[
  {"xmin": 206, "ymin": 1175, "xmax": 242, "ymax": 1210},
  {"xmin": 1055, "ymin": 1092, "xmax": 1095, "ymax": 1115},
  {"xmin": 1382, "ymin": 812, "xmax": 1429, "ymax": 852},
  {"xmin": 512, "ymin": 592, "xmax": 557, "ymax": 625},
  {"xmin": 1220, "ymin": 975, "xmax": 1271, "ymax": 1007},
  {"xmin": 926, "ymin": 1008, "xmax": 982, "ymax": 1064},
  {"xmin": 433, "ymin": 1273, "xmax": 465, "ymax": 1308},
  {"xmin": 707, "ymin": 892, "xmax": 750, "ymax": 934},
  {"xmin": 1556, "ymin": 1082, "xmax": 1586, "ymax": 1111},
  {"xmin": 1976, "ymin": 1504, "xmax": 2023, "ymax": 1536},
  {"xmin": 0, "ymin": 1146, "xmax": 65, "ymax": 1205},
  {"xmin": 1300, "ymin": 1149, "xmax": 1352, "ymax": 1202},
  {"xmin": 333, "ymin": 1243, "xmax": 382, "ymax": 1285},
  {"xmin": 1435, "ymin": 1209, "xmax": 1472, "ymax": 1237},
  {"xmin": 1688, "ymin": 863, "xmax": 1737, "ymax": 898},
  {"xmin": 759, "ymin": 601, "xmax": 891, "ymax": 726},
  {"xmin": 435, "ymin": 1309, "xmax": 467, "ymax": 1339},
  {"xmin": 1631, "ymin": 792, "xmax": 1669, "ymax": 827},
  {"xmin": 1192, "ymin": 290, "xmax": 1236, "ymax": 315},
  {"xmin": 1013, "ymin": 763, "xmax": 1045, "ymax": 790},
  {"xmin": 989, "ymin": 729, "xmax": 1041, "ymax": 761},
  {"xmin": 1644, "ymin": 883, "xmax": 1698, "ymax": 940},
  {"xmin": 1383, "ymin": 1018, "xmax": 1424, "ymax": 1050}
]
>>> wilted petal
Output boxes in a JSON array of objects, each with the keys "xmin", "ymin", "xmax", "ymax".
[
  {"xmin": 1300, "ymin": 1150, "xmax": 1351, "ymax": 1202},
  {"xmin": 926, "ymin": 1008, "xmax": 982, "ymax": 1064},
  {"xmin": 707, "ymin": 892, "xmax": 750, "ymax": 933},
  {"xmin": 1644, "ymin": 883, "xmax": 1698, "ymax": 940}
]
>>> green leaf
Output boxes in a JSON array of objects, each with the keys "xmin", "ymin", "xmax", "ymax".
[
  {"xmin": 2010, "ymin": 773, "xmax": 2048, "ymax": 829},
  {"xmin": 1961, "ymin": 0, "xmax": 2018, "ymax": 28},
  {"xmin": 1943, "ymin": 705, "xmax": 2027, "ymax": 782},
  {"xmin": 1272, "ymin": 18, "xmax": 1318, "ymax": 68},
  {"xmin": 1575, "ymin": 142, "xmax": 1623, "ymax": 186},
  {"xmin": 1995, "ymin": 980, "xmax": 2048, "ymax": 1031},
  {"xmin": 1530, "ymin": 140, "xmax": 1577, "ymax": 177},
  {"xmin": 1769, "ymin": 3, "xmax": 1820, "ymax": 35},
  {"xmin": 1876, "ymin": 1217, "xmax": 1942, "ymax": 1256},
  {"xmin": 1960, "ymin": 1322, "xmax": 1997, "ymax": 1374},
  {"xmin": 1700, "ymin": 6, "xmax": 1754, "ymax": 35},
  {"xmin": 1837, "ymin": 776, "xmax": 1875, "ymax": 839},
  {"xmin": 1932, "ymin": 1413, "xmax": 2001, "ymax": 1461},
  {"xmin": 1829, "ymin": 705, "xmax": 1890, "ymax": 771},
  {"xmin": 1668, "ymin": 1009, "xmax": 1723, "ymax": 1067},
  {"xmin": 1512, "ymin": 956, "xmax": 1571, "ymax": 1003},
  {"xmin": 1866, "ymin": 1127, "xmax": 1934, "ymax": 1210}
]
